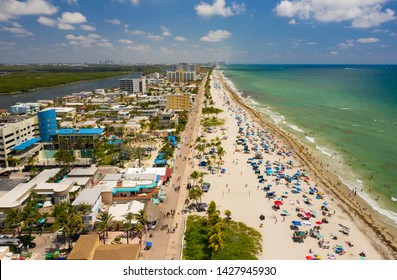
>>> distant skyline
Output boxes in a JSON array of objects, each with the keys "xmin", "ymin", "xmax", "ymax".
[{"xmin": 1, "ymin": 0, "xmax": 397, "ymax": 64}]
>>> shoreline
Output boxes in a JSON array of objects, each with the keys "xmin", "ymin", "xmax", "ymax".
[{"xmin": 215, "ymin": 70, "xmax": 397, "ymax": 259}]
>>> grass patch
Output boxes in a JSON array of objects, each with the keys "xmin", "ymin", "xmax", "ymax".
[
  {"xmin": 183, "ymin": 214, "xmax": 262, "ymax": 260},
  {"xmin": 201, "ymin": 117, "xmax": 225, "ymax": 127}
]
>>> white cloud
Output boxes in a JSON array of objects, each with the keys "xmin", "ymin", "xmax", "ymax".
[
  {"xmin": 306, "ymin": 42, "xmax": 316, "ymax": 45},
  {"xmin": 129, "ymin": 30, "xmax": 146, "ymax": 35},
  {"xmin": 66, "ymin": 33, "xmax": 102, "ymax": 48},
  {"xmin": 372, "ymin": 28, "xmax": 389, "ymax": 33},
  {"xmin": 66, "ymin": 0, "xmax": 78, "ymax": 4},
  {"xmin": 66, "ymin": 33, "xmax": 113, "ymax": 48},
  {"xmin": 117, "ymin": 0, "xmax": 139, "ymax": 5},
  {"xmin": 338, "ymin": 39, "xmax": 355, "ymax": 49},
  {"xmin": 195, "ymin": 0, "xmax": 246, "ymax": 18},
  {"xmin": 0, "ymin": 0, "xmax": 58, "ymax": 22},
  {"xmin": 80, "ymin": 24, "xmax": 96, "ymax": 31},
  {"xmin": 201, "ymin": 29, "xmax": 231, "ymax": 42},
  {"xmin": 160, "ymin": 26, "xmax": 172, "ymax": 36},
  {"xmin": 126, "ymin": 44, "xmax": 151, "ymax": 52},
  {"xmin": 274, "ymin": 0, "xmax": 395, "ymax": 28},
  {"xmin": 159, "ymin": 47, "xmax": 174, "ymax": 54},
  {"xmin": 0, "ymin": 41, "xmax": 16, "ymax": 50},
  {"xmin": 105, "ymin": 19, "xmax": 121, "ymax": 25},
  {"xmin": 38, "ymin": 11, "xmax": 88, "ymax": 30},
  {"xmin": 97, "ymin": 39, "xmax": 113, "ymax": 48},
  {"xmin": 0, "ymin": 22, "xmax": 34, "ymax": 37},
  {"xmin": 145, "ymin": 34, "xmax": 163, "ymax": 41},
  {"xmin": 288, "ymin": 19, "xmax": 297, "ymax": 25},
  {"xmin": 38, "ymin": 16, "xmax": 56, "ymax": 27},
  {"xmin": 57, "ymin": 23, "xmax": 75, "ymax": 30},
  {"xmin": 58, "ymin": 12, "xmax": 86, "ymax": 24},
  {"xmin": 118, "ymin": 39, "xmax": 134, "ymax": 44},
  {"xmin": 329, "ymin": 51, "xmax": 339, "ymax": 55},
  {"xmin": 357, "ymin": 37, "xmax": 379, "ymax": 43},
  {"xmin": 174, "ymin": 36, "xmax": 187, "ymax": 41}
]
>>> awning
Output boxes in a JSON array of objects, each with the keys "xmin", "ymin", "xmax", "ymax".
[{"xmin": 11, "ymin": 137, "xmax": 41, "ymax": 151}]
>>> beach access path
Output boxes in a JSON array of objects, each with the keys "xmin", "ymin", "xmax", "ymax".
[
  {"xmin": 141, "ymin": 73, "xmax": 207, "ymax": 260},
  {"xmin": 193, "ymin": 71, "xmax": 385, "ymax": 260}
]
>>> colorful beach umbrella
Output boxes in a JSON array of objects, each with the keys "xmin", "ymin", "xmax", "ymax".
[
  {"xmin": 305, "ymin": 256, "xmax": 314, "ymax": 260},
  {"xmin": 274, "ymin": 200, "xmax": 283, "ymax": 206}
]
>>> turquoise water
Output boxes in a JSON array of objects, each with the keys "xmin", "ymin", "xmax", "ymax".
[{"xmin": 221, "ymin": 64, "xmax": 397, "ymax": 224}]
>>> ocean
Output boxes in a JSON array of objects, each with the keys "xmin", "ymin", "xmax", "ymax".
[{"xmin": 221, "ymin": 64, "xmax": 397, "ymax": 225}]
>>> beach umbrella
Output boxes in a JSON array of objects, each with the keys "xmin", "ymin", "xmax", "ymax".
[
  {"xmin": 274, "ymin": 200, "xmax": 283, "ymax": 206},
  {"xmin": 305, "ymin": 256, "xmax": 314, "ymax": 260},
  {"xmin": 305, "ymin": 212, "xmax": 311, "ymax": 218},
  {"xmin": 292, "ymin": 221, "xmax": 302, "ymax": 226},
  {"xmin": 323, "ymin": 202, "xmax": 328, "ymax": 206},
  {"xmin": 316, "ymin": 221, "xmax": 322, "ymax": 225}
]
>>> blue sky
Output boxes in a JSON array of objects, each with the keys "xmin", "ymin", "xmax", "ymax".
[{"xmin": 1, "ymin": 0, "xmax": 397, "ymax": 64}]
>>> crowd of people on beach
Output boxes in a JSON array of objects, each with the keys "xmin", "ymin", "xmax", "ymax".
[{"xmin": 189, "ymin": 72, "xmax": 380, "ymax": 260}]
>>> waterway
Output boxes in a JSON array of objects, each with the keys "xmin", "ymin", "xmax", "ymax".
[{"xmin": 0, "ymin": 73, "xmax": 139, "ymax": 109}]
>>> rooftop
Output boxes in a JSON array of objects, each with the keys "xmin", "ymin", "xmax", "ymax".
[
  {"xmin": 72, "ymin": 187, "xmax": 102, "ymax": 207},
  {"xmin": 54, "ymin": 128, "xmax": 104, "ymax": 135},
  {"xmin": 68, "ymin": 167, "xmax": 98, "ymax": 177},
  {"xmin": 108, "ymin": 201, "xmax": 145, "ymax": 222},
  {"xmin": 0, "ymin": 169, "xmax": 60, "ymax": 208}
]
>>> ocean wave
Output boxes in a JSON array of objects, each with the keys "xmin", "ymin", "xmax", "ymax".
[
  {"xmin": 286, "ymin": 123, "xmax": 305, "ymax": 133},
  {"xmin": 338, "ymin": 176, "xmax": 397, "ymax": 224},
  {"xmin": 259, "ymin": 107, "xmax": 285, "ymax": 124},
  {"xmin": 249, "ymin": 98, "xmax": 260, "ymax": 105},
  {"xmin": 315, "ymin": 145, "xmax": 335, "ymax": 158},
  {"xmin": 305, "ymin": 136, "xmax": 315, "ymax": 143},
  {"xmin": 340, "ymin": 108, "xmax": 351, "ymax": 110},
  {"xmin": 391, "ymin": 197, "xmax": 397, "ymax": 202}
]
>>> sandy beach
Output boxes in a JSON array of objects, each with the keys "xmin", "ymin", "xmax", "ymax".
[{"xmin": 192, "ymin": 70, "xmax": 397, "ymax": 260}]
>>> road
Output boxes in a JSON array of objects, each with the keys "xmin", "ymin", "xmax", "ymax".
[{"xmin": 141, "ymin": 73, "xmax": 207, "ymax": 260}]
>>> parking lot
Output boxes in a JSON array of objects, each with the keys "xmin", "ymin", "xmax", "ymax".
[{"xmin": 0, "ymin": 178, "xmax": 25, "ymax": 198}]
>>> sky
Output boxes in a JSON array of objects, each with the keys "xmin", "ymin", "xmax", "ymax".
[{"xmin": 0, "ymin": 0, "xmax": 397, "ymax": 64}]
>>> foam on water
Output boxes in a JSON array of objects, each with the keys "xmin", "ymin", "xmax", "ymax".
[
  {"xmin": 285, "ymin": 123, "xmax": 305, "ymax": 133},
  {"xmin": 305, "ymin": 136, "xmax": 315, "ymax": 143},
  {"xmin": 315, "ymin": 145, "xmax": 334, "ymax": 158}
]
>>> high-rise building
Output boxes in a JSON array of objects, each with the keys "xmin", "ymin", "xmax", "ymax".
[
  {"xmin": 166, "ymin": 63, "xmax": 197, "ymax": 83},
  {"xmin": 119, "ymin": 77, "xmax": 146, "ymax": 94},
  {"xmin": 38, "ymin": 108, "xmax": 57, "ymax": 142}
]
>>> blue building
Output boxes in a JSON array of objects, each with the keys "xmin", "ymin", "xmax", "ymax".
[{"xmin": 38, "ymin": 108, "xmax": 57, "ymax": 142}]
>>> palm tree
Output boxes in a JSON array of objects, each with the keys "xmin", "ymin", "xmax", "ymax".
[
  {"xmin": 224, "ymin": 210, "xmax": 232, "ymax": 228},
  {"xmin": 189, "ymin": 187, "xmax": 203, "ymax": 205},
  {"xmin": 4, "ymin": 209, "xmax": 22, "ymax": 236},
  {"xmin": 52, "ymin": 204, "xmax": 83, "ymax": 249},
  {"xmin": 216, "ymin": 146, "xmax": 226, "ymax": 171},
  {"xmin": 122, "ymin": 212, "xmax": 135, "ymax": 244},
  {"xmin": 21, "ymin": 203, "xmax": 40, "ymax": 237},
  {"xmin": 208, "ymin": 221, "xmax": 224, "ymax": 255},
  {"xmin": 94, "ymin": 211, "xmax": 114, "ymax": 244},
  {"xmin": 133, "ymin": 210, "xmax": 148, "ymax": 228},
  {"xmin": 190, "ymin": 171, "xmax": 199, "ymax": 187},
  {"xmin": 54, "ymin": 149, "xmax": 76, "ymax": 168},
  {"xmin": 131, "ymin": 146, "xmax": 146, "ymax": 168},
  {"xmin": 132, "ymin": 222, "xmax": 145, "ymax": 250}
]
